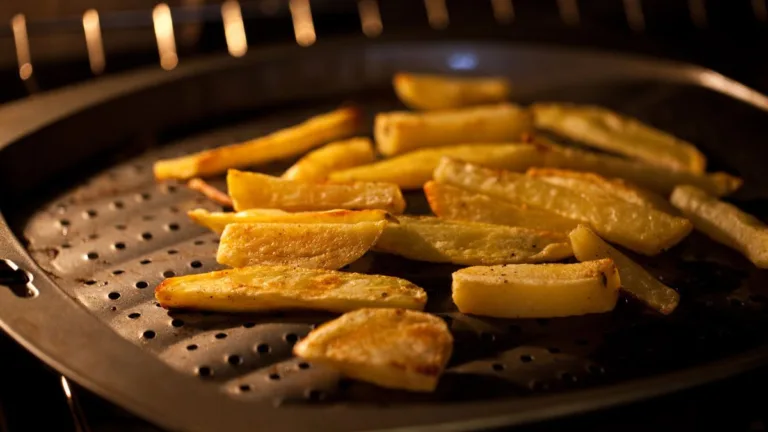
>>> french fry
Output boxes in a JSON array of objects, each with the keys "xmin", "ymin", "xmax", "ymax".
[
  {"xmin": 329, "ymin": 143, "xmax": 536, "ymax": 189},
  {"xmin": 188, "ymin": 208, "xmax": 392, "ymax": 234},
  {"xmin": 155, "ymin": 265, "xmax": 427, "ymax": 313},
  {"xmin": 153, "ymin": 106, "xmax": 361, "ymax": 180},
  {"xmin": 216, "ymin": 221, "xmax": 386, "ymax": 269},
  {"xmin": 282, "ymin": 137, "xmax": 375, "ymax": 182},
  {"xmin": 670, "ymin": 186, "xmax": 768, "ymax": 268},
  {"xmin": 374, "ymin": 103, "xmax": 533, "ymax": 156},
  {"xmin": 526, "ymin": 168, "xmax": 676, "ymax": 213},
  {"xmin": 424, "ymin": 181, "xmax": 579, "ymax": 233},
  {"xmin": 186, "ymin": 178, "xmax": 234, "ymax": 207},
  {"xmin": 294, "ymin": 308, "xmax": 453, "ymax": 392},
  {"xmin": 393, "ymin": 72, "xmax": 511, "ymax": 110},
  {"xmin": 569, "ymin": 225, "xmax": 680, "ymax": 314},
  {"xmin": 452, "ymin": 259, "xmax": 620, "ymax": 318},
  {"xmin": 493, "ymin": 140, "xmax": 740, "ymax": 197},
  {"xmin": 434, "ymin": 159, "xmax": 692, "ymax": 255},
  {"xmin": 375, "ymin": 216, "xmax": 572, "ymax": 265},
  {"xmin": 532, "ymin": 103, "xmax": 706, "ymax": 172},
  {"xmin": 227, "ymin": 169, "xmax": 406, "ymax": 214}
]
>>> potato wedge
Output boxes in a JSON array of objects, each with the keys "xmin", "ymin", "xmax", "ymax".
[
  {"xmin": 452, "ymin": 259, "xmax": 620, "ymax": 318},
  {"xmin": 569, "ymin": 225, "xmax": 680, "ymax": 314},
  {"xmin": 216, "ymin": 221, "xmax": 386, "ymax": 269},
  {"xmin": 375, "ymin": 216, "xmax": 572, "ymax": 265},
  {"xmin": 282, "ymin": 137, "xmax": 375, "ymax": 182},
  {"xmin": 670, "ymin": 186, "xmax": 768, "ymax": 268},
  {"xmin": 329, "ymin": 143, "xmax": 537, "ymax": 190},
  {"xmin": 188, "ymin": 208, "xmax": 392, "ymax": 234},
  {"xmin": 155, "ymin": 265, "xmax": 427, "ymax": 313},
  {"xmin": 493, "ymin": 140, "xmax": 741, "ymax": 197},
  {"xmin": 374, "ymin": 103, "xmax": 533, "ymax": 156},
  {"xmin": 526, "ymin": 168, "xmax": 676, "ymax": 213},
  {"xmin": 228, "ymin": 169, "xmax": 406, "ymax": 214},
  {"xmin": 153, "ymin": 106, "xmax": 361, "ymax": 180},
  {"xmin": 393, "ymin": 72, "xmax": 511, "ymax": 110},
  {"xmin": 532, "ymin": 103, "xmax": 706, "ymax": 172},
  {"xmin": 186, "ymin": 178, "xmax": 234, "ymax": 207},
  {"xmin": 434, "ymin": 159, "xmax": 692, "ymax": 255},
  {"xmin": 293, "ymin": 308, "xmax": 452, "ymax": 392},
  {"xmin": 424, "ymin": 181, "xmax": 579, "ymax": 233}
]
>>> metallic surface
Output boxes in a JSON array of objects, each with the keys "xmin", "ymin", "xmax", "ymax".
[{"xmin": 1, "ymin": 40, "xmax": 768, "ymax": 431}]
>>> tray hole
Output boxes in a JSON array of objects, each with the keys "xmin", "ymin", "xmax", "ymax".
[
  {"xmin": 298, "ymin": 362, "xmax": 311, "ymax": 370},
  {"xmin": 166, "ymin": 185, "xmax": 177, "ymax": 193},
  {"xmin": 284, "ymin": 333, "xmax": 299, "ymax": 344},
  {"xmin": 215, "ymin": 332, "xmax": 228, "ymax": 340},
  {"xmin": 256, "ymin": 343, "xmax": 271, "ymax": 354},
  {"xmin": 155, "ymin": 302, "xmax": 162, "ymax": 307},
  {"xmin": 84, "ymin": 209, "xmax": 98, "ymax": 219},
  {"xmin": 197, "ymin": 366, "xmax": 213, "ymax": 378},
  {"xmin": 135, "ymin": 281, "xmax": 148, "ymax": 289},
  {"xmin": 239, "ymin": 384, "xmax": 252, "ymax": 392},
  {"xmin": 115, "ymin": 224, "xmax": 127, "ymax": 231},
  {"xmin": 520, "ymin": 354, "xmax": 534, "ymax": 363},
  {"xmin": 243, "ymin": 322, "xmax": 255, "ymax": 328},
  {"xmin": 113, "ymin": 242, "xmax": 126, "ymax": 251},
  {"xmin": 142, "ymin": 215, "xmax": 154, "ymax": 221},
  {"xmin": 108, "ymin": 292, "xmax": 121, "ymax": 300},
  {"xmin": 61, "ymin": 243, "xmax": 71, "ymax": 249},
  {"xmin": 110, "ymin": 306, "xmax": 117, "ymax": 311},
  {"xmin": 59, "ymin": 219, "xmax": 70, "ymax": 227},
  {"xmin": 137, "ymin": 193, "xmax": 151, "ymax": 201},
  {"xmin": 167, "ymin": 223, "xmax": 180, "ymax": 231},
  {"xmin": 190, "ymin": 261, "xmax": 203, "ymax": 268},
  {"xmin": 212, "ymin": 238, "xmax": 220, "ymax": 244},
  {"xmin": 88, "ymin": 233, "xmax": 99, "ymax": 240},
  {"xmin": 491, "ymin": 363, "xmax": 505, "ymax": 372},
  {"xmin": 227, "ymin": 355, "xmax": 243, "ymax": 366},
  {"xmin": 85, "ymin": 252, "xmax": 99, "ymax": 260},
  {"xmin": 171, "ymin": 319, "xmax": 184, "ymax": 328},
  {"xmin": 0, "ymin": 261, "xmax": 38, "ymax": 298},
  {"xmin": 268, "ymin": 373, "xmax": 281, "ymax": 381},
  {"xmin": 142, "ymin": 330, "xmax": 156, "ymax": 339},
  {"xmin": 167, "ymin": 249, "xmax": 178, "ymax": 255},
  {"xmin": 194, "ymin": 240, "xmax": 205, "ymax": 246},
  {"xmin": 140, "ymin": 259, "xmax": 152, "ymax": 265},
  {"xmin": 187, "ymin": 344, "xmax": 198, "ymax": 351},
  {"xmin": 141, "ymin": 232, "xmax": 153, "ymax": 241},
  {"xmin": 128, "ymin": 312, "xmax": 141, "ymax": 319},
  {"xmin": 547, "ymin": 347, "xmax": 561, "ymax": 354},
  {"xmin": 163, "ymin": 270, "xmax": 176, "ymax": 278},
  {"xmin": 306, "ymin": 389, "xmax": 325, "ymax": 401},
  {"xmin": 83, "ymin": 279, "xmax": 97, "ymax": 286},
  {"xmin": 112, "ymin": 269, "xmax": 124, "ymax": 275},
  {"xmin": 112, "ymin": 201, "xmax": 124, "ymax": 210},
  {"xmin": 169, "ymin": 206, "xmax": 179, "ymax": 213}
]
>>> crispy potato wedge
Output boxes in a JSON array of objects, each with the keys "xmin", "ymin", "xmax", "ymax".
[
  {"xmin": 492, "ymin": 140, "xmax": 741, "ymax": 197},
  {"xmin": 153, "ymin": 106, "xmax": 361, "ymax": 180},
  {"xmin": 532, "ymin": 103, "xmax": 706, "ymax": 172},
  {"xmin": 452, "ymin": 259, "xmax": 620, "ymax": 318},
  {"xmin": 393, "ymin": 72, "xmax": 511, "ymax": 110},
  {"xmin": 228, "ymin": 169, "xmax": 406, "ymax": 214},
  {"xmin": 374, "ymin": 103, "xmax": 533, "ymax": 156},
  {"xmin": 282, "ymin": 137, "xmax": 375, "ymax": 182},
  {"xmin": 216, "ymin": 221, "xmax": 386, "ymax": 269},
  {"xmin": 186, "ymin": 178, "xmax": 234, "ymax": 207},
  {"xmin": 329, "ymin": 143, "xmax": 536, "ymax": 190},
  {"xmin": 155, "ymin": 265, "xmax": 426, "ymax": 313},
  {"xmin": 671, "ymin": 186, "xmax": 768, "ymax": 268},
  {"xmin": 434, "ymin": 159, "xmax": 692, "ymax": 255},
  {"xmin": 374, "ymin": 216, "xmax": 572, "ymax": 265},
  {"xmin": 569, "ymin": 225, "xmax": 680, "ymax": 314},
  {"xmin": 424, "ymin": 181, "xmax": 579, "ymax": 233},
  {"xmin": 526, "ymin": 168, "xmax": 676, "ymax": 213},
  {"xmin": 188, "ymin": 208, "xmax": 392, "ymax": 234},
  {"xmin": 294, "ymin": 308, "xmax": 452, "ymax": 392}
]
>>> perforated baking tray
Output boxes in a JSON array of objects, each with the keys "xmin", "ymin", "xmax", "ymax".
[{"xmin": 1, "ymin": 40, "xmax": 768, "ymax": 432}]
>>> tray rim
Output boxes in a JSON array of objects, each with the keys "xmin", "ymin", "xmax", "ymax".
[{"xmin": 1, "ymin": 38, "xmax": 767, "ymax": 432}]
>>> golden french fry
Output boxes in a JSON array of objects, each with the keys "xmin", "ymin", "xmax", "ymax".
[
  {"xmin": 153, "ymin": 106, "xmax": 361, "ymax": 180},
  {"xmin": 186, "ymin": 178, "xmax": 234, "ymax": 207},
  {"xmin": 452, "ymin": 259, "xmax": 620, "ymax": 318},
  {"xmin": 375, "ymin": 216, "xmax": 572, "ymax": 265},
  {"xmin": 282, "ymin": 137, "xmax": 375, "ymax": 182},
  {"xmin": 216, "ymin": 221, "xmax": 386, "ymax": 269},
  {"xmin": 329, "ymin": 143, "xmax": 536, "ymax": 189},
  {"xmin": 188, "ymin": 208, "xmax": 392, "ymax": 234},
  {"xmin": 569, "ymin": 225, "xmax": 680, "ymax": 314},
  {"xmin": 424, "ymin": 181, "xmax": 579, "ymax": 233},
  {"xmin": 294, "ymin": 308, "xmax": 453, "ymax": 392},
  {"xmin": 671, "ymin": 186, "xmax": 768, "ymax": 268},
  {"xmin": 374, "ymin": 103, "xmax": 533, "ymax": 156},
  {"xmin": 434, "ymin": 159, "xmax": 692, "ymax": 255},
  {"xmin": 532, "ymin": 103, "xmax": 706, "ymax": 172},
  {"xmin": 393, "ymin": 72, "xmax": 511, "ymax": 110},
  {"xmin": 494, "ymin": 140, "xmax": 740, "ymax": 197},
  {"xmin": 526, "ymin": 168, "xmax": 676, "ymax": 213},
  {"xmin": 155, "ymin": 265, "xmax": 427, "ymax": 313},
  {"xmin": 227, "ymin": 169, "xmax": 406, "ymax": 214}
]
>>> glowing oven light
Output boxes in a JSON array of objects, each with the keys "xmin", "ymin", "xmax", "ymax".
[
  {"xmin": 222, "ymin": 1, "xmax": 248, "ymax": 57},
  {"xmin": 358, "ymin": 0, "xmax": 382, "ymax": 38},
  {"xmin": 290, "ymin": 0, "xmax": 316, "ymax": 47},
  {"xmin": 447, "ymin": 53, "xmax": 478, "ymax": 71},
  {"xmin": 83, "ymin": 9, "xmax": 106, "ymax": 74},
  {"xmin": 153, "ymin": 3, "xmax": 178, "ymax": 70},
  {"xmin": 11, "ymin": 14, "xmax": 32, "ymax": 80}
]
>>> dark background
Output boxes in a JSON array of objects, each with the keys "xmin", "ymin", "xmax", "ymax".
[{"xmin": 1, "ymin": 1, "xmax": 767, "ymax": 430}]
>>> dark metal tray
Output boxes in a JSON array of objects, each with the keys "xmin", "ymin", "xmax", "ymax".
[{"xmin": 1, "ymin": 40, "xmax": 768, "ymax": 432}]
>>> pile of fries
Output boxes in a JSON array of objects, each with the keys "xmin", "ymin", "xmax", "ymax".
[{"xmin": 151, "ymin": 72, "xmax": 764, "ymax": 393}]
